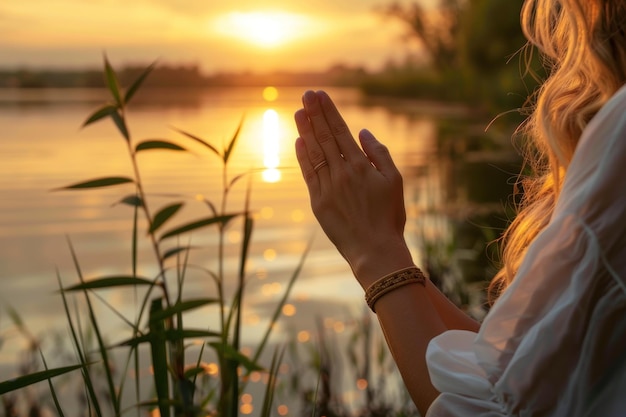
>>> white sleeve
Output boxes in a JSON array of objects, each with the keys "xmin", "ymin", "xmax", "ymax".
[{"xmin": 424, "ymin": 85, "xmax": 626, "ymax": 416}]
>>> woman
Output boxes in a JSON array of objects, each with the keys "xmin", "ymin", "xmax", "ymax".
[{"xmin": 294, "ymin": 0, "xmax": 626, "ymax": 415}]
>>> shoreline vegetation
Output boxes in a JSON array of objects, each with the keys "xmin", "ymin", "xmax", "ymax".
[{"xmin": 0, "ymin": 65, "xmax": 368, "ymax": 89}]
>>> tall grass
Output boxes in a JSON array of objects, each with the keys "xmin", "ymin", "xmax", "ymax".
[
  {"xmin": 284, "ymin": 312, "xmax": 420, "ymax": 417},
  {"xmin": 0, "ymin": 56, "xmax": 307, "ymax": 417}
]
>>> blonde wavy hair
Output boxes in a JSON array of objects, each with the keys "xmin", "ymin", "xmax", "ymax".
[{"xmin": 489, "ymin": 0, "xmax": 626, "ymax": 303}]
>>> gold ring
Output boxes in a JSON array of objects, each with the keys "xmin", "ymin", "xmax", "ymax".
[{"xmin": 313, "ymin": 160, "xmax": 328, "ymax": 172}]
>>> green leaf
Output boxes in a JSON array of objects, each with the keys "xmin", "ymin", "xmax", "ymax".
[
  {"xmin": 135, "ymin": 140, "xmax": 186, "ymax": 153},
  {"xmin": 56, "ymin": 269, "xmax": 104, "ymax": 417},
  {"xmin": 55, "ymin": 176, "xmax": 134, "ymax": 190},
  {"xmin": 172, "ymin": 127, "xmax": 221, "ymax": 158},
  {"xmin": 148, "ymin": 298, "xmax": 170, "ymax": 417},
  {"xmin": 162, "ymin": 245, "xmax": 199, "ymax": 261},
  {"xmin": 251, "ymin": 238, "xmax": 312, "ymax": 366},
  {"xmin": 66, "ymin": 238, "xmax": 120, "ymax": 414},
  {"xmin": 239, "ymin": 198, "xmax": 254, "ymax": 284},
  {"xmin": 5, "ymin": 305, "xmax": 25, "ymax": 331},
  {"xmin": 134, "ymin": 399, "xmax": 179, "ymax": 410},
  {"xmin": 208, "ymin": 342, "xmax": 263, "ymax": 372},
  {"xmin": 199, "ymin": 197, "xmax": 218, "ymax": 218},
  {"xmin": 228, "ymin": 171, "xmax": 253, "ymax": 191},
  {"xmin": 104, "ymin": 54, "xmax": 123, "ymax": 107},
  {"xmin": 119, "ymin": 329, "xmax": 221, "ymax": 347},
  {"xmin": 62, "ymin": 276, "xmax": 154, "ymax": 292},
  {"xmin": 124, "ymin": 60, "xmax": 157, "ymax": 104},
  {"xmin": 82, "ymin": 104, "xmax": 118, "ymax": 128},
  {"xmin": 159, "ymin": 214, "xmax": 240, "ymax": 240},
  {"xmin": 149, "ymin": 202, "xmax": 184, "ymax": 234},
  {"xmin": 40, "ymin": 351, "xmax": 66, "ymax": 417},
  {"xmin": 115, "ymin": 194, "xmax": 143, "ymax": 207},
  {"xmin": 110, "ymin": 110, "xmax": 130, "ymax": 142},
  {"xmin": 224, "ymin": 116, "xmax": 244, "ymax": 164},
  {"xmin": 260, "ymin": 347, "xmax": 285, "ymax": 417},
  {"xmin": 148, "ymin": 298, "xmax": 218, "ymax": 324},
  {"xmin": 183, "ymin": 366, "xmax": 206, "ymax": 380},
  {"xmin": 0, "ymin": 364, "xmax": 84, "ymax": 395}
]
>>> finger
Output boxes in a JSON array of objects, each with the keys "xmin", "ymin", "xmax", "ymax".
[
  {"xmin": 302, "ymin": 90, "xmax": 344, "ymax": 166},
  {"xmin": 315, "ymin": 90, "xmax": 365, "ymax": 161},
  {"xmin": 359, "ymin": 129, "xmax": 401, "ymax": 178},
  {"xmin": 295, "ymin": 136, "xmax": 321, "ymax": 197},
  {"xmin": 294, "ymin": 108, "xmax": 328, "ymax": 174}
]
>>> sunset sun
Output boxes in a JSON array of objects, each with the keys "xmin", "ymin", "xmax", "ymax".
[{"xmin": 212, "ymin": 11, "xmax": 315, "ymax": 48}]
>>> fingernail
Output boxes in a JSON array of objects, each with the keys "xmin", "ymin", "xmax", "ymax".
[
  {"xmin": 294, "ymin": 109, "xmax": 306, "ymax": 121},
  {"xmin": 359, "ymin": 129, "xmax": 375, "ymax": 141},
  {"xmin": 303, "ymin": 90, "xmax": 316, "ymax": 105},
  {"xmin": 316, "ymin": 90, "xmax": 328, "ymax": 101}
]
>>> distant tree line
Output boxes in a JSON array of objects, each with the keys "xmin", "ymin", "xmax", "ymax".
[{"xmin": 0, "ymin": 64, "xmax": 369, "ymax": 89}]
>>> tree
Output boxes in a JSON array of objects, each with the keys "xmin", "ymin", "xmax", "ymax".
[
  {"xmin": 459, "ymin": 0, "xmax": 541, "ymax": 111},
  {"xmin": 381, "ymin": 0, "xmax": 466, "ymax": 72},
  {"xmin": 376, "ymin": 0, "xmax": 539, "ymax": 111}
]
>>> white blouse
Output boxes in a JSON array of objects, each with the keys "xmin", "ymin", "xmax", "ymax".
[{"xmin": 426, "ymin": 84, "xmax": 626, "ymax": 417}]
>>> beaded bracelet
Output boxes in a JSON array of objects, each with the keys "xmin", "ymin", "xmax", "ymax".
[{"xmin": 364, "ymin": 266, "xmax": 426, "ymax": 313}]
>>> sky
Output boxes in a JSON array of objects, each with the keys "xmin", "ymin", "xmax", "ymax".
[{"xmin": 0, "ymin": 0, "xmax": 432, "ymax": 74}]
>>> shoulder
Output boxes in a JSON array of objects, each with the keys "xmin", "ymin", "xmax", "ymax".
[
  {"xmin": 577, "ymin": 84, "xmax": 626, "ymax": 159},
  {"xmin": 556, "ymin": 84, "xmax": 626, "ymax": 230}
]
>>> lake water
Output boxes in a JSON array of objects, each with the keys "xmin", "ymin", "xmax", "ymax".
[{"xmin": 0, "ymin": 85, "xmax": 515, "ymax": 413}]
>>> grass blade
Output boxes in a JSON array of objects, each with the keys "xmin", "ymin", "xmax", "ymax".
[
  {"xmin": 5, "ymin": 305, "xmax": 26, "ymax": 333},
  {"xmin": 124, "ymin": 60, "xmax": 157, "ymax": 104},
  {"xmin": 171, "ymin": 127, "xmax": 221, "ymax": 158},
  {"xmin": 162, "ymin": 245, "xmax": 199, "ymax": 261},
  {"xmin": 223, "ymin": 116, "xmax": 244, "ymax": 164},
  {"xmin": 260, "ymin": 347, "xmax": 285, "ymax": 417},
  {"xmin": 191, "ymin": 339, "xmax": 207, "ymax": 389},
  {"xmin": 62, "ymin": 275, "xmax": 154, "ymax": 291},
  {"xmin": 135, "ymin": 140, "xmax": 186, "ymax": 153},
  {"xmin": 56, "ymin": 270, "xmax": 103, "ymax": 417},
  {"xmin": 148, "ymin": 298, "xmax": 219, "ymax": 324},
  {"xmin": 0, "ymin": 364, "xmax": 85, "ymax": 395},
  {"xmin": 131, "ymin": 190, "xmax": 141, "ymax": 412},
  {"xmin": 104, "ymin": 54, "xmax": 123, "ymax": 107},
  {"xmin": 208, "ymin": 342, "xmax": 263, "ymax": 373},
  {"xmin": 252, "ymin": 238, "xmax": 312, "ymax": 365},
  {"xmin": 67, "ymin": 238, "xmax": 120, "ymax": 414},
  {"xmin": 110, "ymin": 110, "xmax": 130, "ymax": 142},
  {"xmin": 118, "ymin": 329, "xmax": 221, "ymax": 347},
  {"xmin": 230, "ymin": 215, "xmax": 253, "ymax": 350},
  {"xmin": 228, "ymin": 180, "xmax": 254, "ymax": 415},
  {"xmin": 55, "ymin": 176, "xmax": 134, "ymax": 190},
  {"xmin": 159, "ymin": 213, "xmax": 240, "ymax": 240},
  {"xmin": 39, "ymin": 351, "xmax": 66, "ymax": 417},
  {"xmin": 149, "ymin": 202, "xmax": 184, "ymax": 234},
  {"xmin": 149, "ymin": 298, "xmax": 171, "ymax": 417},
  {"xmin": 82, "ymin": 104, "xmax": 118, "ymax": 128},
  {"xmin": 129, "ymin": 192, "xmax": 142, "ymax": 323},
  {"xmin": 113, "ymin": 194, "xmax": 143, "ymax": 207}
]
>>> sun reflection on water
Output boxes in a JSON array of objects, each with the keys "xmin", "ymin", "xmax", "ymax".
[{"xmin": 262, "ymin": 108, "xmax": 281, "ymax": 183}]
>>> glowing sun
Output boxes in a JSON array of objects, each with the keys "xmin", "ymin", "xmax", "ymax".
[{"xmin": 213, "ymin": 11, "xmax": 314, "ymax": 48}]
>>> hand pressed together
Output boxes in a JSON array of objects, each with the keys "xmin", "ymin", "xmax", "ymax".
[{"xmin": 294, "ymin": 90, "xmax": 414, "ymax": 288}]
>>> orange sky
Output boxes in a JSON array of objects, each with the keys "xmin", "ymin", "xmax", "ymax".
[{"xmin": 0, "ymin": 0, "xmax": 432, "ymax": 73}]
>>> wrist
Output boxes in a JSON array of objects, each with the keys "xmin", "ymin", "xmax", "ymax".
[{"xmin": 348, "ymin": 239, "xmax": 415, "ymax": 289}]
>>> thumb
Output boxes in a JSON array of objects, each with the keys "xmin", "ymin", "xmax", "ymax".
[{"xmin": 359, "ymin": 129, "xmax": 399, "ymax": 176}]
